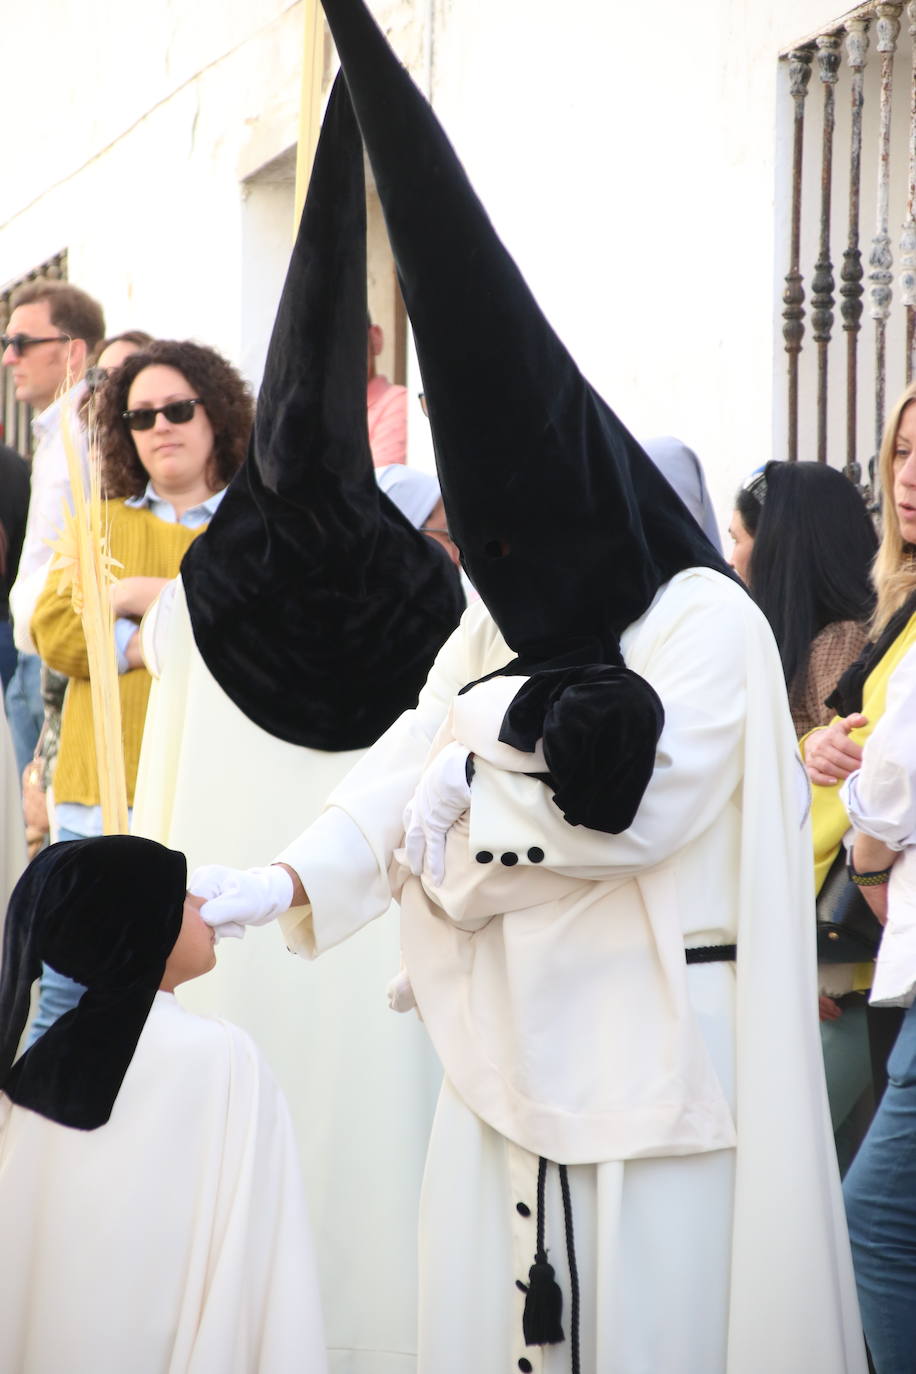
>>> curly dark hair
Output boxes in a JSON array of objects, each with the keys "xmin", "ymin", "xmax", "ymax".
[{"xmin": 95, "ymin": 339, "xmax": 253, "ymax": 499}]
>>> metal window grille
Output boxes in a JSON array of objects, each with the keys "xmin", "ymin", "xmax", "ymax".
[{"xmin": 0, "ymin": 249, "xmax": 68, "ymax": 459}]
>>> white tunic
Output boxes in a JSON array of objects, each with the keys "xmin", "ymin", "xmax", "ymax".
[
  {"xmin": 278, "ymin": 568, "xmax": 866, "ymax": 1373},
  {"xmin": 0, "ymin": 993, "xmax": 326, "ymax": 1374},
  {"xmin": 131, "ymin": 579, "xmax": 442, "ymax": 1374}
]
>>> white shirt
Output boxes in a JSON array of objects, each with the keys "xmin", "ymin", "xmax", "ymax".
[
  {"xmin": 8, "ymin": 382, "xmax": 88, "ymax": 655},
  {"xmin": 843, "ymin": 642, "xmax": 916, "ymax": 1006}
]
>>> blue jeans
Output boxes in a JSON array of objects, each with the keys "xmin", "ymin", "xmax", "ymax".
[
  {"xmin": 845, "ymin": 998, "xmax": 916, "ymax": 1372},
  {"xmin": 4, "ymin": 650, "xmax": 42, "ymax": 777},
  {"xmin": 0, "ymin": 620, "xmax": 16, "ymax": 693},
  {"xmin": 821, "ymin": 998, "xmax": 874, "ymax": 1176},
  {"xmin": 26, "ymin": 828, "xmax": 89, "ymax": 1047}
]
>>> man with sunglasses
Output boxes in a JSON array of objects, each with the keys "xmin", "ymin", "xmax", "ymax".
[{"xmin": 1, "ymin": 279, "xmax": 104, "ymax": 779}]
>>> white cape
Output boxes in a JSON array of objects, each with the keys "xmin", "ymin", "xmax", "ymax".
[
  {"xmin": 131, "ymin": 580, "xmax": 442, "ymax": 1374},
  {"xmin": 278, "ymin": 570, "xmax": 866, "ymax": 1372},
  {"xmin": 0, "ymin": 993, "xmax": 326, "ymax": 1374}
]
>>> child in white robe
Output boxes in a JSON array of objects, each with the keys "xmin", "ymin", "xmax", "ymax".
[{"xmin": 0, "ymin": 835, "xmax": 327, "ymax": 1374}]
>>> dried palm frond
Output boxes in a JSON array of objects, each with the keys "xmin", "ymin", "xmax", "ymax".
[{"xmin": 50, "ymin": 383, "xmax": 129, "ymax": 835}]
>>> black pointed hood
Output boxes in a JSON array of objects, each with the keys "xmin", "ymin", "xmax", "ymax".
[
  {"xmin": 319, "ymin": 0, "xmax": 738, "ymax": 835},
  {"xmin": 181, "ymin": 74, "xmax": 463, "ymax": 750},
  {"xmin": 319, "ymin": 0, "xmax": 729, "ymax": 670}
]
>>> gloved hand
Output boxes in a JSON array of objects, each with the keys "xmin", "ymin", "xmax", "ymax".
[
  {"xmin": 387, "ymin": 968, "xmax": 418, "ymax": 1014},
  {"xmin": 189, "ymin": 864, "xmax": 295, "ymax": 940},
  {"xmin": 403, "ymin": 742, "xmax": 472, "ymax": 886}
]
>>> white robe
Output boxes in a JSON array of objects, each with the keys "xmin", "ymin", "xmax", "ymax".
[
  {"xmin": 0, "ymin": 992, "xmax": 326, "ymax": 1374},
  {"xmin": 843, "ymin": 641, "xmax": 916, "ymax": 1006},
  {"xmin": 278, "ymin": 568, "xmax": 866, "ymax": 1373},
  {"xmin": 131, "ymin": 580, "xmax": 442, "ymax": 1374}
]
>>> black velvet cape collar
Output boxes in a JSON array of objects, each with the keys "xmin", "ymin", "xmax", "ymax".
[{"xmin": 0, "ymin": 837, "xmax": 186, "ymax": 1131}]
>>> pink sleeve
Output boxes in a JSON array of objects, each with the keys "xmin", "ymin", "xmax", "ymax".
[{"xmin": 368, "ymin": 385, "xmax": 408, "ymax": 466}]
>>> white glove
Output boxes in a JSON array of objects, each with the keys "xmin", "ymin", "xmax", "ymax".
[
  {"xmin": 403, "ymin": 742, "xmax": 471, "ymax": 886},
  {"xmin": 190, "ymin": 864, "xmax": 295, "ymax": 939},
  {"xmin": 386, "ymin": 968, "xmax": 418, "ymax": 1014}
]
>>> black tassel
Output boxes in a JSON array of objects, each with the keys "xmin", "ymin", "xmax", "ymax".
[{"xmin": 522, "ymin": 1251, "xmax": 565, "ymax": 1345}]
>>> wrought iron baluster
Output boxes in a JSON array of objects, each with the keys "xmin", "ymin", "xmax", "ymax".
[
  {"xmin": 842, "ymin": 18, "xmax": 870, "ymax": 486},
  {"xmin": 813, "ymin": 34, "xmax": 841, "ymax": 462},
  {"xmin": 901, "ymin": 2, "xmax": 916, "ymax": 382},
  {"xmin": 870, "ymin": 3, "xmax": 904, "ymax": 456},
  {"xmin": 783, "ymin": 48, "xmax": 814, "ymax": 462}
]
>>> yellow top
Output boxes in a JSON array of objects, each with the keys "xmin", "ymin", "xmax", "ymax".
[
  {"xmin": 809, "ymin": 609, "xmax": 916, "ymax": 893},
  {"xmin": 31, "ymin": 503, "xmax": 204, "ymax": 807}
]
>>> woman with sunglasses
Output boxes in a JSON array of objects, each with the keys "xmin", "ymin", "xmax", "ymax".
[{"xmin": 27, "ymin": 340, "xmax": 251, "ymax": 1039}]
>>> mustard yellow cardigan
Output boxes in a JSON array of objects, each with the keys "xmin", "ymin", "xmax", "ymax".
[{"xmin": 31, "ymin": 503, "xmax": 204, "ymax": 807}]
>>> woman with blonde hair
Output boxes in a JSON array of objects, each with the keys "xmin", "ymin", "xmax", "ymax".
[
  {"xmin": 806, "ymin": 380, "xmax": 916, "ymax": 800},
  {"xmin": 804, "ymin": 380, "xmax": 916, "ymax": 1166}
]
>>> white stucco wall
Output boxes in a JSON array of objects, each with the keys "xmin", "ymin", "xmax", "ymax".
[
  {"xmin": 0, "ymin": 0, "xmax": 304, "ymax": 368},
  {"xmin": 0, "ymin": 0, "xmax": 883, "ymax": 544},
  {"xmin": 410, "ymin": 0, "xmax": 876, "ymax": 536}
]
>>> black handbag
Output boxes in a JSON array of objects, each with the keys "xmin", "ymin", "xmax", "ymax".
[{"xmin": 816, "ymin": 847, "xmax": 883, "ymax": 963}]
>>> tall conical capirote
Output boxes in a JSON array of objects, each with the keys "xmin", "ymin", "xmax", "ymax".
[
  {"xmin": 182, "ymin": 74, "xmax": 464, "ymax": 751},
  {"xmin": 319, "ymin": 0, "xmax": 730, "ymax": 669}
]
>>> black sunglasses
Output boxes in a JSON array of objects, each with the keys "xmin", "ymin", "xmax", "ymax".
[
  {"xmin": 122, "ymin": 398, "xmax": 204, "ymax": 431},
  {"xmin": 0, "ymin": 332, "xmax": 71, "ymax": 357}
]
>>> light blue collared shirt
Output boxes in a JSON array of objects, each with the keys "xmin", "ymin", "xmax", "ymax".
[{"xmin": 122, "ymin": 480, "xmax": 225, "ymax": 527}]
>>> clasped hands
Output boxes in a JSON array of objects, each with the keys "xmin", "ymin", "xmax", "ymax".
[
  {"xmin": 110, "ymin": 575, "xmax": 169, "ymax": 619},
  {"xmin": 190, "ymin": 743, "xmax": 472, "ymax": 937},
  {"xmin": 803, "ymin": 712, "xmax": 868, "ymax": 788}
]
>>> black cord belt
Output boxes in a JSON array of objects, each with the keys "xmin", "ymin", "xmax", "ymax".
[
  {"xmin": 522, "ymin": 1157, "xmax": 581, "ymax": 1374},
  {"xmin": 685, "ymin": 944, "xmax": 736, "ymax": 964},
  {"xmin": 521, "ymin": 940, "xmax": 736, "ymax": 1371}
]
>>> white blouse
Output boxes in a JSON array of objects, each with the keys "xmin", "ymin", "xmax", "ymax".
[{"xmin": 843, "ymin": 641, "xmax": 916, "ymax": 1006}]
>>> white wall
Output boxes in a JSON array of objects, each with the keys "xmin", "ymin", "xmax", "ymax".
[
  {"xmin": 412, "ymin": 0, "xmax": 866, "ymax": 534},
  {"xmin": 0, "ymin": 0, "xmax": 866, "ymax": 542},
  {"xmin": 0, "ymin": 1, "xmax": 304, "ymax": 371}
]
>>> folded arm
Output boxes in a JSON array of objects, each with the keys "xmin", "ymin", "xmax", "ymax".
[
  {"xmin": 30, "ymin": 564, "xmax": 91, "ymax": 678},
  {"xmin": 458, "ymin": 591, "xmax": 750, "ymax": 883}
]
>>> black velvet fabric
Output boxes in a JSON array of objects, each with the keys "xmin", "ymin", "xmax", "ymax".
[
  {"xmin": 182, "ymin": 76, "xmax": 464, "ymax": 751},
  {"xmin": 320, "ymin": 0, "xmax": 731, "ymax": 659},
  {"xmin": 0, "ymin": 836, "xmax": 186, "ymax": 1130},
  {"xmin": 499, "ymin": 666, "xmax": 665, "ymax": 833},
  {"xmin": 319, "ymin": 0, "xmax": 731, "ymax": 826},
  {"xmin": 826, "ymin": 588, "xmax": 916, "ymax": 717}
]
